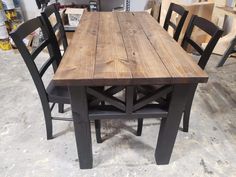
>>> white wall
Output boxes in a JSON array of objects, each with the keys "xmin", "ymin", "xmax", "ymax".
[
  {"xmin": 20, "ymin": 0, "xmax": 40, "ymax": 20},
  {"xmin": 130, "ymin": 0, "xmax": 150, "ymax": 11}
]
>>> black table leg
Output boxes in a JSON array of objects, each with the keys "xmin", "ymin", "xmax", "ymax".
[
  {"xmin": 155, "ymin": 84, "xmax": 192, "ymax": 164},
  {"xmin": 183, "ymin": 84, "xmax": 197, "ymax": 132},
  {"xmin": 137, "ymin": 118, "xmax": 143, "ymax": 136},
  {"xmin": 69, "ymin": 86, "xmax": 93, "ymax": 169}
]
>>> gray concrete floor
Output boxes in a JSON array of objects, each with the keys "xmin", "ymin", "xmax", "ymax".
[{"xmin": 0, "ymin": 50, "xmax": 236, "ymax": 177}]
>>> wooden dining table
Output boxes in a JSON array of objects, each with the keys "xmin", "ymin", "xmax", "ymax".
[{"xmin": 53, "ymin": 12, "xmax": 208, "ymax": 169}]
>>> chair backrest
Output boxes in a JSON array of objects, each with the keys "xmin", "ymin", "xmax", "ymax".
[
  {"xmin": 41, "ymin": 3, "xmax": 68, "ymax": 52},
  {"xmin": 163, "ymin": 3, "xmax": 188, "ymax": 42},
  {"xmin": 10, "ymin": 17, "xmax": 62, "ymax": 104},
  {"xmin": 181, "ymin": 15, "xmax": 223, "ymax": 69}
]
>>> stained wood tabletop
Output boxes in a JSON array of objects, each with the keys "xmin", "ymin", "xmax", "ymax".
[{"xmin": 53, "ymin": 12, "xmax": 208, "ymax": 86}]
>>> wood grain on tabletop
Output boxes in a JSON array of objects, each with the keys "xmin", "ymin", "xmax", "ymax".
[
  {"xmin": 116, "ymin": 12, "xmax": 170, "ymax": 81},
  {"xmin": 53, "ymin": 12, "xmax": 208, "ymax": 86},
  {"xmin": 94, "ymin": 12, "xmax": 131, "ymax": 79},
  {"xmin": 134, "ymin": 12, "xmax": 208, "ymax": 83},
  {"xmin": 55, "ymin": 12, "xmax": 99, "ymax": 80}
]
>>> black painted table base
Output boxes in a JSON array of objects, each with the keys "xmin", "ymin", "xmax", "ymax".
[{"xmin": 69, "ymin": 84, "xmax": 193, "ymax": 169}]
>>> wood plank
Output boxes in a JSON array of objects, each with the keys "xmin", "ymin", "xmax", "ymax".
[
  {"xmin": 53, "ymin": 12, "xmax": 99, "ymax": 82},
  {"xmin": 116, "ymin": 12, "xmax": 171, "ymax": 82},
  {"xmin": 94, "ymin": 12, "xmax": 131, "ymax": 80},
  {"xmin": 134, "ymin": 12, "xmax": 208, "ymax": 83}
]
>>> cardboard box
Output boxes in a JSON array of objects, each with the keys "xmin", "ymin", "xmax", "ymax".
[{"xmin": 65, "ymin": 8, "xmax": 84, "ymax": 27}]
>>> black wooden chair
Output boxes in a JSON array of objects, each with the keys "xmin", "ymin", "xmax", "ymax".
[
  {"xmin": 137, "ymin": 15, "xmax": 223, "ymax": 135},
  {"xmin": 41, "ymin": 3, "xmax": 68, "ymax": 52},
  {"xmin": 10, "ymin": 17, "xmax": 102, "ymax": 142},
  {"xmin": 41, "ymin": 3, "xmax": 69, "ymax": 113},
  {"xmin": 163, "ymin": 3, "xmax": 188, "ymax": 42},
  {"xmin": 181, "ymin": 15, "xmax": 223, "ymax": 69},
  {"xmin": 180, "ymin": 15, "xmax": 223, "ymax": 132},
  {"xmin": 217, "ymin": 36, "xmax": 236, "ymax": 67}
]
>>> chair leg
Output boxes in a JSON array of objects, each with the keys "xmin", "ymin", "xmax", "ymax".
[
  {"xmin": 182, "ymin": 91, "xmax": 195, "ymax": 133},
  {"xmin": 137, "ymin": 118, "xmax": 143, "ymax": 136},
  {"xmin": 95, "ymin": 120, "xmax": 102, "ymax": 143},
  {"xmin": 58, "ymin": 103, "xmax": 64, "ymax": 113},
  {"xmin": 45, "ymin": 115, "xmax": 53, "ymax": 140},
  {"xmin": 183, "ymin": 106, "xmax": 191, "ymax": 132},
  {"xmin": 43, "ymin": 104, "xmax": 53, "ymax": 140}
]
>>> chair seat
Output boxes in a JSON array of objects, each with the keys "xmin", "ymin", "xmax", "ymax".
[
  {"xmin": 46, "ymin": 82, "xmax": 105, "ymax": 105},
  {"xmin": 46, "ymin": 81, "xmax": 70, "ymax": 104}
]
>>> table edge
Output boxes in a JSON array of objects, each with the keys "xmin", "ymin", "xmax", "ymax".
[{"xmin": 52, "ymin": 77, "xmax": 209, "ymax": 86}]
